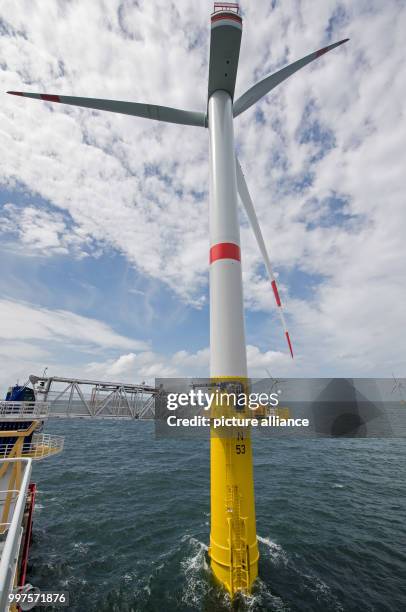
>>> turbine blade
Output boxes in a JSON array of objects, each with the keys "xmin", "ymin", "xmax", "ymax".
[
  {"xmin": 233, "ymin": 38, "xmax": 349, "ymax": 118},
  {"xmin": 6, "ymin": 91, "xmax": 206, "ymax": 127},
  {"xmin": 236, "ymin": 157, "xmax": 294, "ymax": 358}
]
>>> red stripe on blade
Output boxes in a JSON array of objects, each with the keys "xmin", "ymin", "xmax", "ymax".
[
  {"xmin": 271, "ymin": 280, "xmax": 281, "ymax": 307},
  {"xmin": 7, "ymin": 91, "xmax": 24, "ymax": 96},
  {"xmin": 210, "ymin": 242, "xmax": 240, "ymax": 264},
  {"xmin": 315, "ymin": 47, "xmax": 328, "ymax": 58},
  {"xmin": 40, "ymin": 94, "xmax": 60, "ymax": 102},
  {"xmin": 285, "ymin": 332, "xmax": 294, "ymax": 359}
]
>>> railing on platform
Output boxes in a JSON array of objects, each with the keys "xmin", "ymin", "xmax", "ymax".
[
  {"xmin": 0, "ymin": 434, "xmax": 64, "ymax": 460},
  {"xmin": 0, "ymin": 458, "xmax": 32, "ymax": 611},
  {"xmin": 0, "ymin": 402, "xmax": 49, "ymax": 419},
  {"xmin": 29, "ymin": 375, "xmax": 158, "ymax": 419},
  {"xmin": 212, "ymin": 2, "xmax": 240, "ymax": 15}
]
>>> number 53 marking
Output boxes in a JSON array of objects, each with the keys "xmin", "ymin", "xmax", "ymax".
[{"xmin": 235, "ymin": 444, "xmax": 246, "ymax": 454}]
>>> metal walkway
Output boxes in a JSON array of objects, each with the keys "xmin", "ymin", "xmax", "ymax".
[{"xmin": 28, "ymin": 375, "xmax": 158, "ymax": 419}]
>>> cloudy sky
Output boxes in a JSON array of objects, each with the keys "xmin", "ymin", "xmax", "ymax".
[{"xmin": 0, "ymin": 0, "xmax": 405, "ymax": 393}]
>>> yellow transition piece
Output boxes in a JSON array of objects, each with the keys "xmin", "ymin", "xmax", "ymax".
[{"xmin": 208, "ymin": 379, "xmax": 259, "ymax": 596}]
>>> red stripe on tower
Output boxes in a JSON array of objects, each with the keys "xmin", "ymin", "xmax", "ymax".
[
  {"xmin": 7, "ymin": 91, "xmax": 24, "ymax": 96},
  {"xmin": 271, "ymin": 280, "xmax": 281, "ymax": 307},
  {"xmin": 40, "ymin": 94, "xmax": 60, "ymax": 102},
  {"xmin": 285, "ymin": 332, "xmax": 294, "ymax": 358},
  {"xmin": 210, "ymin": 242, "xmax": 241, "ymax": 264}
]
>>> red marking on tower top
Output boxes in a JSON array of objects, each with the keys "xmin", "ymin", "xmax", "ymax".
[
  {"xmin": 211, "ymin": 3, "xmax": 241, "ymax": 24},
  {"xmin": 210, "ymin": 242, "xmax": 241, "ymax": 264},
  {"xmin": 211, "ymin": 13, "xmax": 242, "ymax": 24},
  {"xmin": 7, "ymin": 91, "xmax": 24, "ymax": 96}
]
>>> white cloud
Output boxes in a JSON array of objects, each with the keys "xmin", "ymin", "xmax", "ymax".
[
  {"xmin": 0, "ymin": 203, "xmax": 97, "ymax": 257},
  {"xmin": 0, "ymin": 0, "xmax": 405, "ymax": 376},
  {"xmin": 0, "ymin": 298, "xmax": 147, "ymax": 349},
  {"xmin": 0, "ymin": 298, "xmax": 150, "ymax": 393},
  {"xmin": 0, "ymin": 0, "xmax": 211, "ymax": 305},
  {"xmin": 0, "ymin": 341, "xmax": 49, "ymax": 361},
  {"xmin": 81, "ymin": 345, "xmax": 292, "ymax": 384}
]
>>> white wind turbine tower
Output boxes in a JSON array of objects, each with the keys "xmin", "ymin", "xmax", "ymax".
[{"xmin": 8, "ymin": 2, "xmax": 348, "ymax": 596}]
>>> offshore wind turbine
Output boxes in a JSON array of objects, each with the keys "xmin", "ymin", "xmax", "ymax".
[{"xmin": 8, "ymin": 2, "xmax": 348, "ymax": 597}]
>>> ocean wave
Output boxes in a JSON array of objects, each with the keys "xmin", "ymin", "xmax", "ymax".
[
  {"xmin": 258, "ymin": 534, "xmax": 343, "ymax": 611},
  {"xmin": 258, "ymin": 535, "xmax": 289, "ymax": 567},
  {"xmin": 27, "ymin": 421, "xmax": 406, "ymax": 611},
  {"xmin": 244, "ymin": 578, "xmax": 289, "ymax": 612},
  {"xmin": 73, "ymin": 541, "xmax": 90, "ymax": 555},
  {"xmin": 181, "ymin": 536, "xmax": 211, "ymax": 608}
]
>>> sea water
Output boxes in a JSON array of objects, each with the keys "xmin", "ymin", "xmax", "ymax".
[{"xmin": 28, "ymin": 420, "xmax": 406, "ymax": 611}]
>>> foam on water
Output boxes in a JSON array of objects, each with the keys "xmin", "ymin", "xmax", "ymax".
[
  {"xmin": 243, "ymin": 579, "xmax": 288, "ymax": 612},
  {"xmin": 258, "ymin": 534, "xmax": 344, "ymax": 610},
  {"xmin": 180, "ymin": 537, "xmax": 212, "ymax": 608},
  {"xmin": 258, "ymin": 535, "xmax": 289, "ymax": 567},
  {"xmin": 73, "ymin": 541, "xmax": 90, "ymax": 555},
  {"xmin": 300, "ymin": 571, "xmax": 344, "ymax": 612}
]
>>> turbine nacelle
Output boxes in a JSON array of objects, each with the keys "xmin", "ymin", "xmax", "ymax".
[{"xmin": 208, "ymin": 3, "xmax": 242, "ymax": 101}]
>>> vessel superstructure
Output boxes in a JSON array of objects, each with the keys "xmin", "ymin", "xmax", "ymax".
[{"xmin": 0, "ymin": 387, "xmax": 64, "ymax": 611}]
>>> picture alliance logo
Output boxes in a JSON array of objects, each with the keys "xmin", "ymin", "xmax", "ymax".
[{"xmin": 166, "ymin": 389, "xmax": 281, "ymax": 411}]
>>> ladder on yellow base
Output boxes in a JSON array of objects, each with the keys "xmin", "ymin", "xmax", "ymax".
[{"xmin": 226, "ymin": 484, "xmax": 249, "ymax": 594}]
